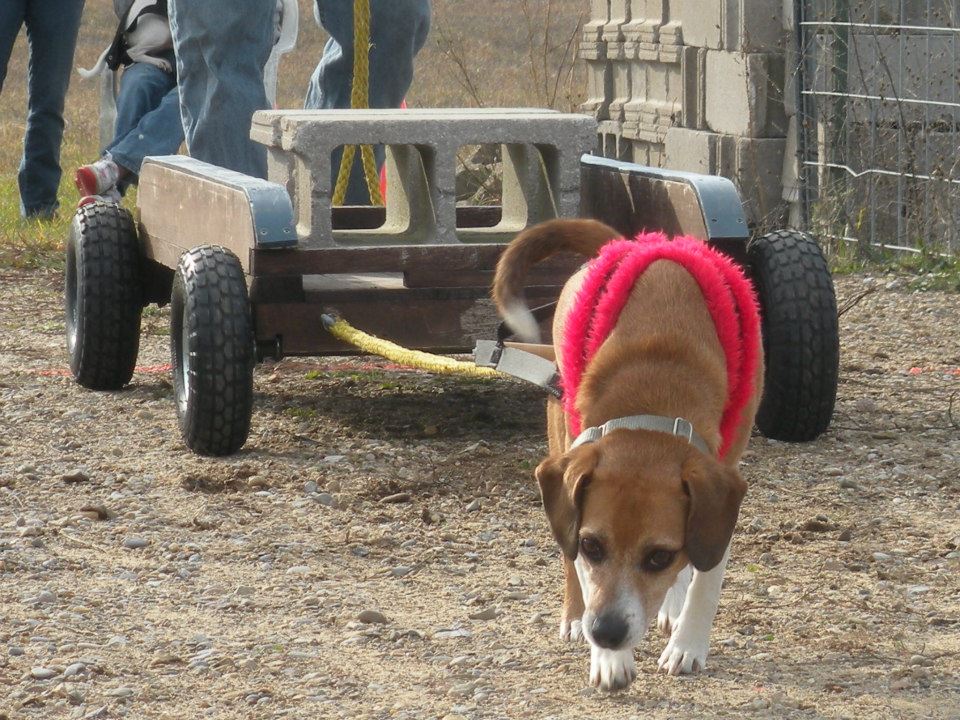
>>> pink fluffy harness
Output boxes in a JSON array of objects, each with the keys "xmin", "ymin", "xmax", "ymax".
[{"xmin": 559, "ymin": 232, "xmax": 762, "ymax": 460}]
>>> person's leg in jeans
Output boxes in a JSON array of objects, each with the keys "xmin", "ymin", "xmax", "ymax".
[
  {"xmin": 0, "ymin": 0, "xmax": 27, "ymax": 93},
  {"xmin": 107, "ymin": 62, "xmax": 184, "ymax": 192},
  {"xmin": 306, "ymin": 0, "xmax": 431, "ymax": 204},
  {"xmin": 168, "ymin": 0, "xmax": 274, "ymax": 179},
  {"xmin": 75, "ymin": 57, "xmax": 183, "ymax": 202},
  {"xmin": 4, "ymin": 0, "xmax": 85, "ymax": 217}
]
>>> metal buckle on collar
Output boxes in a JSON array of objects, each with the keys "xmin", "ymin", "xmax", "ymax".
[{"xmin": 672, "ymin": 417, "xmax": 694, "ymax": 444}]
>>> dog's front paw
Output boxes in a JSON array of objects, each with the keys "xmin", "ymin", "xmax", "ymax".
[
  {"xmin": 589, "ymin": 646, "xmax": 636, "ymax": 691},
  {"xmin": 657, "ymin": 629, "xmax": 709, "ymax": 675},
  {"xmin": 657, "ymin": 565, "xmax": 691, "ymax": 636},
  {"xmin": 656, "ymin": 610, "xmax": 673, "ymax": 637},
  {"xmin": 560, "ymin": 617, "xmax": 583, "ymax": 642}
]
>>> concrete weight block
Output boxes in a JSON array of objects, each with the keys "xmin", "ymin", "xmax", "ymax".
[
  {"xmin": 581, "ymin": 58, "xmax": 612, "ymax": 119},
  {"xmin": 676, "ymin": 0, "xmax": 724, "ymax": 49},
  {"xmin": 704, "ymin": 51, "xmax": 787, "ymax": 137},
  {"xmin": 664, "ymin": 127, "xmax": 720, "ymax": 174},
  {"xmin": 584, "ymin": 0, "xmax": 611, "ymax": 42},
  {"xmin": 734, "ymin": 135, "xmax": 787, "ymax": 225},
  {"xmin": 252, "ymin": 109, "xmax": 597, "ymax": 247},
  {"xmin": 723, "ymin": 0, "xmax": 787, "ymax": 52}
]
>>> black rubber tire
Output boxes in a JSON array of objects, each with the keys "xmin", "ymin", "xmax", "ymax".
[
  {"xmin": 170, "ymin": 246, "xmax": 255, "ymax": 456},
  {"xmin": 65, "ymin": 201, "xmax": 142, "ymax": 390},
  {"xmin": 747, "ymin": 229, "xmax": 839, "ymax": 442}
]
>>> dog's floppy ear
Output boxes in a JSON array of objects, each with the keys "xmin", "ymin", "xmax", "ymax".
[
  {"xmin": 681, "ymin": 453, "xmax": 747, "ymax": 571},
  {"xmin": 534, "ymin": 446, "xmax": 598, "ymax": 559}
]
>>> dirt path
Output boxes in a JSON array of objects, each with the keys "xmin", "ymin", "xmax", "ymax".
[{"xmin": 0, "ymin": 270, "xmax": 958, "ymax": 720}]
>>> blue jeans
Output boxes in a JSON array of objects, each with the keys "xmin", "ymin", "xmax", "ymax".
[
  {"xmin": 168, "ymin": 0, "xmax": 274, "ymax": 179},
  {"xmin": 306, "ymin": 0, "xmax": 431, "ymax": 204},
  {"xmin": 0, "ymin": 0, "xmax": 85, "ymax": 217},
  {"xmin": 107, "ymin": 58, "xmax": 184, "ymax": 193}
]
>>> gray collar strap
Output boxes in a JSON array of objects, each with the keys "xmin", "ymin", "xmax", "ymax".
[{"xmin": 569, "ymin": 415, "xmax": 712, "ymax": 455}]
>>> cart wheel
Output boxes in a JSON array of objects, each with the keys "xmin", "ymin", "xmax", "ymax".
[
  {"xmin": 747, "ymin": 229, "xmax": 839, "ymax": 442},
  {"xmin": 65, "ymin": 201, "xmax": 142, "ymax": 390},
  {"xmin": 170, "ymin": 246, "xmax": 254, "ymax": 456}
]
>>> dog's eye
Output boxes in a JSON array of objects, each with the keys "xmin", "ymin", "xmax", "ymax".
[
  {"xmin": 642, "ymin": 549, "xmax": 676, "ymax": 572},
  {"xmin": 579, "ymin": 535, "xmax": 605, "ymax": 563}
]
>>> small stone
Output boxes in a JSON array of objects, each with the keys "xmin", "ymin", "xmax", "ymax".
[
  {"xmin": 909, "ymin": 655, "xmax": 933, "ymax": 667},
  {"xmin": 467, "ymin": 607, "xmax": 500, "ymax": 621},
  {"xmin": 889, "ymin": 676, "xmax": 914, "ymax": 691},
  {"xmin": 839, "ymin": 478, "xmax": 861, "ymax": 490},
  {"xmin": 433, "ymin": 628, "xmax": 471, "ymax": 640},
  {"xmin": 303, "ymin": 481, "xmax": 318, "ymax": 494},
  {"xmin": 150, "ymin": 653, "xmax": 183, "ymax": 667},
  {"xmin": 63, "ymin": 662, "xmax": 86, "ymax": 677},
  {"xmin": 286, "ymin": 565, "xmax": 311, "ymax": 575},
  {"xmin": 315, "ymin": 492, "xmax": 337, "ymax": 508},
  {"xmin": 421, "ymin": 507, "xmax": 441, "ymax": 525},
  {"xmin": 105, "ymin": 687, "xmax": 135, "ymax": 698},
  {"xmin": 465, "ymin": 499, "xmax": 481, "ymax": 513},
  {"xmin": 380, "ymin": 492, "xmax": 411, "ymax": 504},
  {"xmin": 448, "ymin": 682, "xmax": 473, "ymax": 697},
  {"xmin": 123, "ymin": 536, "xmax": 149, "ymax": 549},
  {"xmin": 8, "ymin": 646, "xmax": 24, "ymax": 656},
  {"xmin": 322, "ymin": 455, "xmax": 346, "ymax": 464},
  {"xmin": 79, "ymin": 504, "xmax": 111, "ymax": 521},
  {"xmin": 872, "ymin": 552, "xmax": 892, "ymax": 562},
  {"xmin": 31, "ymin": 667, "xmax": 58, "ymax": 680},
  {"xmin": 62, "ymin": 470, "xmax": 90, "ymax": 484},
  {"xmin": 37, "ymin": 590, "xmax": 57, "ymax": 604},
  {"xmin": 390, "ymin": 565, "xmax": 413, "ymax": 577},
  {"xmin": 357, "ymin": 610, "xmax": 388, "ymax": 625},
  {"xmin": 800, "ymin": 518, "xmax": 835, "ymax": 532},
  {"xmin": 837, "ymin": 528, "xmax": 853, "ymax": 541}
]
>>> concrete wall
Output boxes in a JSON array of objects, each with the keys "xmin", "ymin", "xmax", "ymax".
[{"xmin": 582, "ymin": 0, "xmax": 795, "ymax": 228}]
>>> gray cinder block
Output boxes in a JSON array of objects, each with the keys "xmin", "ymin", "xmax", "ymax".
[
  {"xmin": 704, "ymin": 51, "xmax": 787, "ymax": 137},
  {"xmin": 734, "ymin": 135, "xmax": 787, "ymax": 225},
  {"xmin": 724, "ymin": 0, "xmax": 786, "ymax": 52},
  {"xmin": 609, "ymin": 60, "xmax": 632, "ymax": 122},
  {"xmin": 676, "ymin": 0, "xmax": 724, "ymax": 49},
  {"xmin": 584, "ymin": 0, "xmax": 612, "ymax": 43},
  {"xmin": 581, "ymin": 57, "xmax": 612, "ymax": 119},
  {"xmin": 251, "ymin": 109, "xmax": 597, "ymax": 248},
  {"xmin": 664, "ymin": 127, "xmax": 719, "ymax": 174}
]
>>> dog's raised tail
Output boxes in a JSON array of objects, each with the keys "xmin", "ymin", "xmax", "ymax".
[{"xmin": 493, "ymin": 219, "xmax": 621, "ymax": 342}]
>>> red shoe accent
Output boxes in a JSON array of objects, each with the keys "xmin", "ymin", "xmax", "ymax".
[
  {"xmin": 76, "ymin": 195, "xmax": 98, "ymax": 209},
  {"xmin": 74, "ymin": 166, "xmax": 100, "ymax": 197}
]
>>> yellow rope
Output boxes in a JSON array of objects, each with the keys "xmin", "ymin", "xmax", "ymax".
[
  {"xmin": 332, "ymin": 0, "xmax": 384, "ymax": 206},
  {"xmin": 322, "ymin": 315, "xmax": 504, "ymax": 379}
]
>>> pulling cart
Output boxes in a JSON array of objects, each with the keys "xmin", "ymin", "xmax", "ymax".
[{"xmin": 65, "ymin": 109, "xmax": 838, "ymax": 455}]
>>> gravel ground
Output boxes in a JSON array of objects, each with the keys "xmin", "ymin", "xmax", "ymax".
[{"xmin": 0, "ymin": 269, "xmax": 958, "ymax": 720}]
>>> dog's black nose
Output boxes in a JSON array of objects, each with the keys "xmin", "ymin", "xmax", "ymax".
[{"xmin": 591, "ymin": 612, "xmax": 628, "ymax": 648}]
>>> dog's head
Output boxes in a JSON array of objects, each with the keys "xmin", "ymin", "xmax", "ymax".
[{"xmin": 535, "ymin": 431, "xmax": 746, "ymax": 650}]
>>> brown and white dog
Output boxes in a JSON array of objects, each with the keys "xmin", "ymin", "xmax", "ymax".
[{"xmin": 493, "ymin": 218, "xmax": 763, "ymax": 691}]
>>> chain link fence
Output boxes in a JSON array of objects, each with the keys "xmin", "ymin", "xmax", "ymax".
[{"xmin": 796, "ymin": 0, "xmax": 959, "ymax": 255}]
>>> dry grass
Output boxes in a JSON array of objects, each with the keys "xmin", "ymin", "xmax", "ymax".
[{"xmin": 0, "ymin": 0, "xmax": 585, "ymax": 269}]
